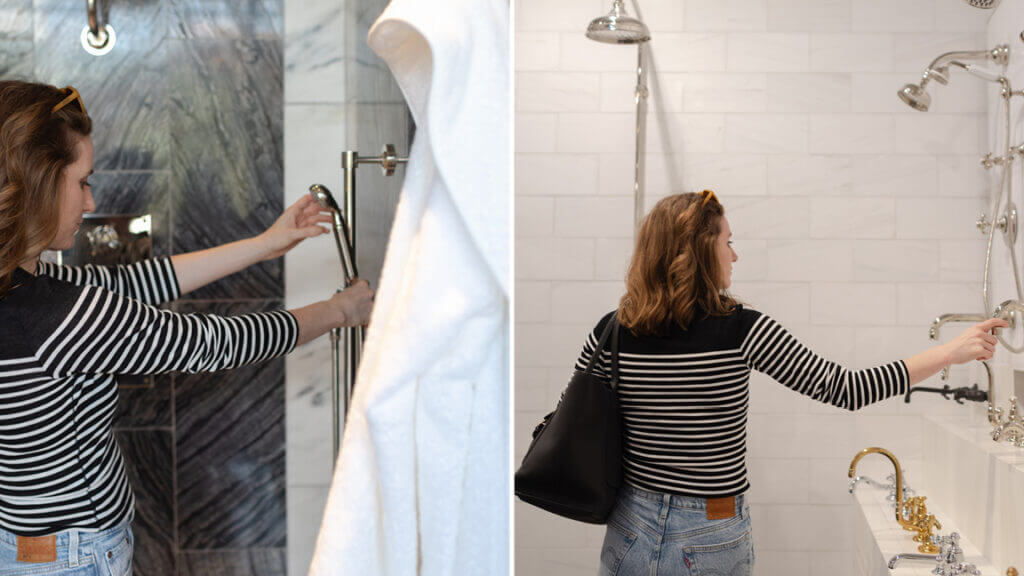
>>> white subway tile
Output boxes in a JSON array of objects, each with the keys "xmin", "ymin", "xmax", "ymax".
[
  {"xmin": 852, "ymin": 240, "xmax": 939, "ymax": 282},
  {"xmin": 734, "ymin": 282, "xmax": 811, "ymax": 323},
  {"xmin": 751, "ymin": 550, "xmax": 811, "ymax": 576},
  {"xmin": 809, "ymin": 549, "xmax": 857, "ymax": 576},
  {"xmin": 767, "ymin": 0, "xmax": 850, "ymax": 32},
  {"xmin": 554, "ymin": 196, "xmax": 635, "ymax": 238},
  {"xmin": 516, "ymin": 72, "xmax": 602, "ymax": 112},
  {"xmin": 515, "ymin": 366, "xmax": 552, "ymax": 412},
  {"xmin": 749, "ymin": 370, "xmax": 811, "ymax": 414},
  {"xmin": 937, "ymin": 155, "xmax": 990, "ymax": 198},
  {"xmin": 685, "ymin": 0, "xmax": 768, "ymax": 31},
  {"xmin": 849, "ymin": 156, "xmax": 938, "ymax": 197},
  {"xmin": 652, "ymin": 33, "xmax": 729, "ymax": 72},
  {"xmin": 896, "ymin": 282, "xmax": 982, "ymax": 327},
  {"xmin": 809, "ymin": 115, "xmax": 900, "ymax": 154},
  {"xmin": 766, "ymin": 73, "xmax": 851, "ymax": 113},
  {"xmin": 811, "ymin": 283, "xmax": 896, "ymax": 325},
  {"xmin": 594, "ymin": 238, "xmax": 633, "ymax": 282},
  {"xmin": 767, "ymin": 239, "xmax": 853, "ymax": 281},
  {"xmin": 731, "ymin": 238, "xmax": 769, "ymax": 282},
  {"xmin": 679, "ymin": 154, "xmax": 769, "ymax": 196},
  {"xmin": 550, "ymin": 281, "xmax": 623, "ymax": 323},
  {"xmin": 516, "ymin": 0, "xmax": 604, "ymax": 32},
  {"xmin": 851, "ymin": 0, "xmax": 935, "ymax": 32},
  {"xmin": 556, "ymin": 112, "xmax": 635, "ymax": 153},
  {"xmin": 515, "ymin": 32, "xmax": 561, "ymax": 71},
  {"xmin": 637, "ymin": 0, "xmax": 686, "ymax": 32},
  {"xmin": 792, "ymin": 324, "xmax": 857, "ymax": 368},
  {"xmin": 898, "ymin": 114, "xmax": 984, "ymax": 155},
  {"xmin": 516, "ymin": 196, "xmax": 555, "ymax": 237},
  {"xmin": 597, "ymin": 153, "xmax": 636, "ymax": 197},
  {"xmin": 516, "ymin": 154, "xmax": 601, "ymax": 196},
  {"xmin": 895, "ymin": 197, "xmax": 987, "ymax": 239},
  {"xmin": 808, "ymin": 458, "xmax": 858, "ymax": 505},
  {"xmin": 559, "ymin": 32, "xmax": 638, "ymax": 72},
  {"xmin": 727, "ymin": 196, "xmax": 811, "ymax": 238},
  {"xmin": 854, "ymin": 415, "xmax": 923, "ymax": 460},
  {"xmin": 725, "ymin": 114, "xmax": 808, "ymax": 154},
  {"xmin": 853, "ymin": 326, "xmax": 931, "ymax": 372},
  {"xmin": 727, "ymin": 33, "xmax": 810, "ymax": 72},
  {"xmin": 766, "ymin": 155, "xmax": 852, "ymax": 196},
  {"xmin": 810, "ymin": 197, "xmax": 895, "ymax": 239},
  {"xmin": 939, "ymin": 240, "xmax": 985, "ymax": 283},
  {"xmin": 747, "ymin": 458, "xmax": 809, "ymax": 504},
  {"xmin": 516, "ymin": 238, "xmax": 595, "ymax": 280},
  {"xmin": 516, "ymin": 113, "xmax": 558, "ymax": 153},
  {"xmin": 516, "ymin": 281, "xmax": 553, "ymax": 324},
  {"xmin": 681, "ymin": 73, "xmax": 768, "ymax": 113},
  {"xmin": 934, "ymin": 1, "xmax": 994, "ymax": 31},
  {"xmin": 646, "ymin": 113, "xmax": 727, "ymax": 154},
  {"xmin": 810, "ymin": 34, "xmax": 895, "ymax": 72},
  {"xmin": 514, "ymin": 500, "xmax": 593, "ymax": 548},
  {"xmin": 515, "ymin": 322, "xmax": 593, "ymax": 368}
]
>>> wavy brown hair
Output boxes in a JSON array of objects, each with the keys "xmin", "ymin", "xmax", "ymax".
[
  {"xmin": 0, "ymin": 81, "xmax": 92, "ymax": 298},
  {"xmin": 618, "ymin": 191, "xmax": 739, "ymax": 335}
]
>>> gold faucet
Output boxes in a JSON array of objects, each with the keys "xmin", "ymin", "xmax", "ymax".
[
  {"xmin": 900, "ymin": 496, "xmax": 929, "ymax": 531},
  {"xmin": 1008, "ymin": 568, "xmax": 1018, "ymax": 576},
  {"xmin": 849, "ymin": 447, "xmax": 905, "ymax": 526},
  {"xmin": 913, "ymin": 513, "xmax": 942, "ymax": 553}
]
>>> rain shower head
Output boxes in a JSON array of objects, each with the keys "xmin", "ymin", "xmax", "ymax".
[
  {"xmin": 962, "ymin": 0, "xmax": 1000, "ymax": 8},
  {"xmin": 586, "ymin": 0, "xmax": 650, "ymax": 45},
  {"xmin": 898, "ymin": 83, "xmax": 931, "ymax": 112}
]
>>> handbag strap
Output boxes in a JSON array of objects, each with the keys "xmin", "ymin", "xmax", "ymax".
[{"xmin": 584, "ymin": 313, "xmax": 621, "ymax": 384}]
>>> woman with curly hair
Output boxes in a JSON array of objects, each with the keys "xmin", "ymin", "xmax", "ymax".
[
  {"xmin": 577, "ymin": 190, "xmax": 1004, "ymax": 576},
  {"xmin": 0, "ymin": 80, "xmax": 373, "ymax": 574}
]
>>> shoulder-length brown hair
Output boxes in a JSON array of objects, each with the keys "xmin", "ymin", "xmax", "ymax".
[
  {"xmin": 618, "ymin": 191, "xmax": 739, "ymax": 335},
  {"xmin": 0, "ymin": 81, "xmax": 92, "ymax": 298}
]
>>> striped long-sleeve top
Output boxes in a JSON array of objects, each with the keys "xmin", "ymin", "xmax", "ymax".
[
  {"xmin": 0, "ymin": 258, "xmax": 298, "ymax": 536},
  {"xmin": 574, "ymin": 307, "xmax": 909, "ymax": 498}
]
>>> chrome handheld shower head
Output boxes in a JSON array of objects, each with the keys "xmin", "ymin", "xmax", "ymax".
[
  {"xmin": 962, "ymin": 0, "xmax": 1000, "ymax": 8},
  {"xmin": 308, "ymin": 183, "xmax": 358, "ymax": 282}
]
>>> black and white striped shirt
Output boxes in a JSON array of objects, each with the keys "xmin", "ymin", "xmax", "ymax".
[
  {"xmin": 575, "ymin": 308, "xmax": 909, "ymax": 498},
  {"xmin": 0, "ymin": 258, "xmax": 297, "ymax": 536}
]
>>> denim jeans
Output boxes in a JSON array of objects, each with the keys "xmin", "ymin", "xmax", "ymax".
[
  {"xmin": 0, "ymin": 512, "xmax": 134, "ymax": 576},
  {"xmin": 599, "ymin": 485, "xmax": 754, "ymax": 576}
]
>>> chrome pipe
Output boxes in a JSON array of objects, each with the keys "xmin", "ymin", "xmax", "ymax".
[
  {"xmin": 888, "ymin": 552, "xmax": 940, "ymax": 570},
  {"xmin": 87, "ymin": 0, "xmax": 101, "ymax": 36},
  {"xmin": 634, "ymin": 43, "xmax": 648, "ymax": 232},
  {"xmin": 929, "ymin": 313, "xmax": 989, "ymax": 340}
]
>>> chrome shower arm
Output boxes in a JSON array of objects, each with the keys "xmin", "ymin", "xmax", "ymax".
[
  {"xmin": 927, "ymin": 45, "xmax": 1009, "ymax": 72},
  {"xmin": 929, "ymin": 313, "xmax": 989, "ymax": 340}
]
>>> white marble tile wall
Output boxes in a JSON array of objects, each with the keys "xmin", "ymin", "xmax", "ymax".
[
  {"xmin": 283, "ymin": 1, "xmax": 353, "ymax": 575},
  {"xmin": 514, "ymin": 1, "xmax": 993, "ymax": 574}
]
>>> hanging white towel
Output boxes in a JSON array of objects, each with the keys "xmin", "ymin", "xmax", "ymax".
[{"xmin": 307, "ymin": 0, "xmax": 509, "ymax": 574}]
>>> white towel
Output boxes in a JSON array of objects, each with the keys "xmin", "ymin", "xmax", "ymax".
[{"xmin": 307, "ymin": 0, "xmax": 509, "ymax": 573}]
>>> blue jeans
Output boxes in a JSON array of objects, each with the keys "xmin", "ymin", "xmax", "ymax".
[
  {"xmin": 599, "ymin": 485, "xmax": 754, "ymax": 576},
  {"xmin": 0, "ymin": 512, "xmax": 134, "ymax": 576}
]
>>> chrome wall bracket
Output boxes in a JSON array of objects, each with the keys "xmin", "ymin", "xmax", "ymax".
[
  {"xmin": 81, "ymin": 0, "xmax": 115, "ymax": 56},
  {"xmin": 976, "ymin": 203, "xmax": 1017, "ymax": 245}
]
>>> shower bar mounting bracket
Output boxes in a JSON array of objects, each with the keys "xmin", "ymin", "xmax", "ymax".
[
  {"xmin": 976, "ymin": 202, "xmax": 1017, "ymax": 246},
  {"xmin": 81, "ymin": 0, "xmax": 115, "ymax": 56}
]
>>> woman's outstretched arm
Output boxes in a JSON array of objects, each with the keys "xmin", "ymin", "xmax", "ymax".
[
  {"xmin": 904, "ymin": 317, "xmax": 1005, "ymax": 386},
  {"xmin": 171, "ymin": 195, "xmax": 332, "ymax": 296}
]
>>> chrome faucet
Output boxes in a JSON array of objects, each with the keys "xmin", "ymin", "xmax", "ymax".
[
  {"xmin": 888, "ymin": 533, "xmax": 981, "ymax": 575},
  {"xmin": 982, "ymin": 357, "xmax": 1024, "ymax": 447},
  {"xmin": 848, "ymin": 472, "xmax": 914, "ymax": 505},
  {"xmin": 930, "ymin": 314, "xmax": 989, "ymax": 341}
]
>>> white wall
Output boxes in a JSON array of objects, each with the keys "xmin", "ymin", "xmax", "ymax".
[{"xmin": 514, "ymin": 1, "xmax": 994, "ymax": 574}]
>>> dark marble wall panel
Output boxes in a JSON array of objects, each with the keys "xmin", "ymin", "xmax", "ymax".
[
  {"xmin": 116, "ymin": 430, "xmax": 176, "ymax": 576},
  {"xmin": 0, "ymin": 0, "xmax": 31, "ymax": 39},
  {"xmin": 89, "ymin": 171, "xmax": 172, "ymax": 258},
  {"xmin": 168, "ymin": 39, "xmax": 283, "ymax": 300},
  {"xmin": 173, "ymin": 300, "xmax": 286, "ymax": 549},
  {"xmin": 33, "ymin": 0, "xmax": 168, "ymax": 171},
  {"xmin": 177, "ymin": 548, "xmax": 285, "ymax": 576},
  {"xmin": 168, "ymin": 0, "xmax": 280, "ymax": 39},
  {"xmin": 0, "ymin": 40, "xmax": 33, "ymax": 78}
]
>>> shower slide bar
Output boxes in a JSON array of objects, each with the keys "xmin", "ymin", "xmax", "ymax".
[{"xmin": 309, "ymin": 144, "xmax": 408, "ymax": 465}]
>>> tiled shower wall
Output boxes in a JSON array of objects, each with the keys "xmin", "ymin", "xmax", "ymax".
[
  {"xmin": 283, "ymin": 0, "xmax": 409, "ymax": 574},
  {"xmin": 1, "ymin": 1, "xmax": 287, "ymax": 574},
  {"xmin": 515, "ymin": 1, "xmax": 993, "ymax": 575}
]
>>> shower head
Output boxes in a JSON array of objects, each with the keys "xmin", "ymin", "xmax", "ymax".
[
  {"xmin": 962, "ymin": 0, "xmax": 1000, "ymax": 8},
  {"xmin": 898, "ymin": 83, "xmax": 931, "ymax": 112},
  {"xmin": 309, "ymin": 183, "xmax": 341, "ymax": 214},
  {"xmin": 586, "ymin": 0, "xmax": 650, "ymax": 45},
  {"xmin": 308, "ymin": 183, "xmax": 358, "ymax": 281}
]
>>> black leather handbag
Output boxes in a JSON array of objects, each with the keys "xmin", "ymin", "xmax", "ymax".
[{"xmin": 514, "ymin": 315, "xmax": 622, "ymax": 524}]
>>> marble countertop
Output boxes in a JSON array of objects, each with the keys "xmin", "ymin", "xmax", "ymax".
[{"xmin": 852, "ymin": 479, "xmax": 999, "ymax": 575}]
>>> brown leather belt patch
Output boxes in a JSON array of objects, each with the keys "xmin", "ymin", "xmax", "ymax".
[
  {"xmin": 16, "ymin": 534, "xmax": 56, "ymax": 563},
  {"xmin": 706, "ymin": 496, "xmax": 736, "ymax": 520}
]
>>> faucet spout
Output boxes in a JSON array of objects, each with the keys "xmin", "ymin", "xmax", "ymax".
[
  {"xmin": 888, "ymin": 552, "xmax": 939, "ymax": 570},
  {"xmin": 849, "ymin": 447, "xmax": 904, "ymax": 526},
  {"xmin": 930, "ymin": 313, "xmax": 988, "ymax": 341}
]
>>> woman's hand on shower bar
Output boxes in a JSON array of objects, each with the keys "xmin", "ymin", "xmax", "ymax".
[
  {"xmin": 291, "ymin": 279, "xmax": 374, "ymax": 347},
  {"xmin": 170, "ymin": 197, "xmax": 332, "ymax": 295},
  {"xmin": 258, "ymin": 195, "xmax": 333, "ymax": 260},
  {"xmin": 905, "ymin": 318, "xmax": 1007, "ymax": 386}
]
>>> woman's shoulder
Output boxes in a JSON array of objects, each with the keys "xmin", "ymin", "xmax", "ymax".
[{"xmin": 0, "ymin": 271, "xmax": 90, "ymax": 354}]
